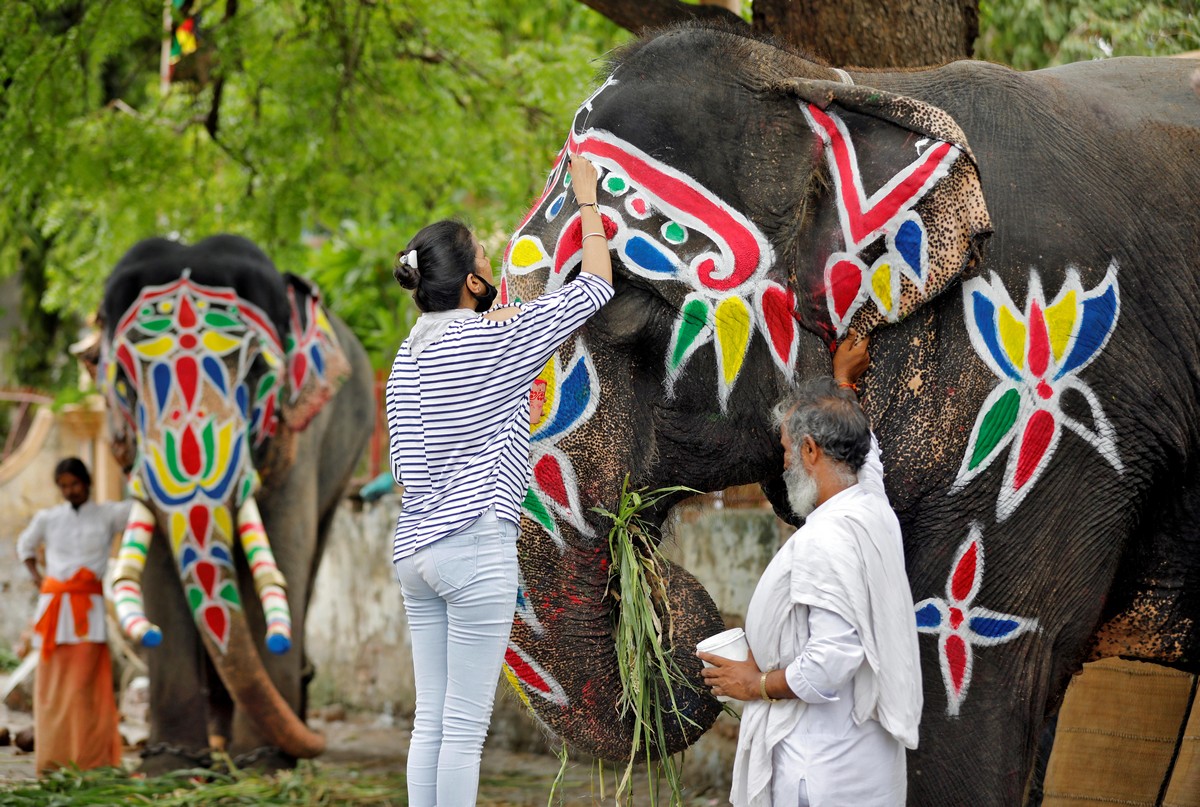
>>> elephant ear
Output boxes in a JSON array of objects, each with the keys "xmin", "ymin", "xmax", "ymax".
[
  {"xmin": 279, "ymin": 273, "xmax": 350, "ymax": 431},
  {"xmin": 779, "ymin": 77, "xmax": 992, "ymax": 339}
]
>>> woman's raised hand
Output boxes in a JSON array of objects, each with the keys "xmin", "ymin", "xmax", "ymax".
[{"xmin": 568, "ymin": 153, "xmax": 600, "ymax": 205}]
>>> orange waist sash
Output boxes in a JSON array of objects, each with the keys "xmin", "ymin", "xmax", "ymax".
[{"xmin": 34, "ymin": 568, "xmax": 103, "ymax": 659}]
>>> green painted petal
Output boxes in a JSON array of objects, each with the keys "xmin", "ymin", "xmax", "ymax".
[
  {"xmin": 256, "ymin": 373, "xmax": 276, "ymax": 402},
  {"xmin": 670, "ymin": 299, "xmax": 711, "ymax": 370},
  {"xmin": 969, "ymin": 388, "xmax": 1021, "ymax": 470},
  {"xmin": 204, "ymin": 311, "xmax": 241, "ymax": 329},
  {"xmin": 522, "ymin": 488, "xmax": 555, "ymax": 533},
  {"xmin": 219, "ymin": 582, "xmax": 241, "ymax": 607},
  {"xmin": 165, "ymin": 431, "xmax": 186, "ymax": 482},
  {"xmin": 187, "ymin": 586, "xmax": 204, "ymax": 613},
  {"xmin": 139, "ymin": 317, "xmax": 173, "ymax": 333},
  {"xmin": 202, "ymin": 421, "xmax": 216, "ymax": 478}
]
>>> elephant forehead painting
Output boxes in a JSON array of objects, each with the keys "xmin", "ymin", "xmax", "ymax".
[
  {"xmin": 96, "ymin": 235, "xmax": 373, "ymax": 769},
  {"xmin": 503, "ymin": 69, "xmax": 988, "ymax": 409},
  {"xmin": 496, "ymin": 24, "xmax": 1200, "ymax": 805}
]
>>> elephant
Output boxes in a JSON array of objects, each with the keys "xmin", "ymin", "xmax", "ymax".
[
  {"xmin": 496, "ymin": 23, "xmax": 1200, "ymax": 805},
  {"xmin": 92, "ymin": 235, "xmax": 374, "ymax": 773}
]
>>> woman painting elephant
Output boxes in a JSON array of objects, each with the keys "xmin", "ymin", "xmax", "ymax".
[
  {"xmin": 385, "ymin": 155, "xmax": 613, "ymax": 807},
  {"xmin": 494, "ymin": 23, "xmax": 1200, "ymax": 806},
  {"xmin": 93, "ymin": 234, "xmax": 374, "ymax": 772}
]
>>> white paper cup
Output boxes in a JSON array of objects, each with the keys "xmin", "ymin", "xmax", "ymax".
[{"xmin": 696, "ymin": 628, "xmax": 749, "ymax": 702}]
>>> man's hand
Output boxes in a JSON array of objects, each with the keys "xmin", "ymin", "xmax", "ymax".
[
  {"xmin": 833, "ymin": 328, "xmax": 870, "ymax": 387},
  {"xmin": 698, "ymin": 650, "xmax": 762, "ymax": 702},
  {"xmin": 24, "ymin": 558, "xmax": 42, "ymax": 590}
]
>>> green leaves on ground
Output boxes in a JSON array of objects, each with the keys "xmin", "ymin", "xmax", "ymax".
[{"xmin": 0, "ymin": 764, "xmax": 405, "ymax": 806}]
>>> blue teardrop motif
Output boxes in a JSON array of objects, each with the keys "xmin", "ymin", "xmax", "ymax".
[{"xmin": 894, "ymin": 219, "xmax": 924, "ymax": 279}]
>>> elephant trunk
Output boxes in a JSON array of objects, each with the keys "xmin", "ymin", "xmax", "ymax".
[
  {"xmin": 511, "ymin": 533, "xmax": 723, "ymax": 762},
  {"xmin": 113, "ymin": 498, "xmax": 322, "ymax": 758},
  {"xmin": 201, "ymin": 612, "xmax": 325, "ymax": 758}
]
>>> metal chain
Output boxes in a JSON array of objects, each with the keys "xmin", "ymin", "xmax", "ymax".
[
  {"xmin": 139, "ymin": 741, "xmax": 213, "ymax": 766},
  {"xmin": 228, "ymin": 745, "xmax": 282, "ymax": 768},
  {"xmin": 138, "ymin": 742, "xmax": 282, "ymax": 769}
]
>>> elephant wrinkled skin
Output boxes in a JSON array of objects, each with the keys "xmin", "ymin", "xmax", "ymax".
[
  {"xmin": 96, "ymin": 235, "xmax": 374, "ymax": 772},
  {"xmin": 498, "ymin": 24, "xmax": 1200, "ymax": 805}
]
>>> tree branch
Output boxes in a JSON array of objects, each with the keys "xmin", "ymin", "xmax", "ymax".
[{"xmin": 576, "ymin": 0, "xmax": 744, "ymax": 35}]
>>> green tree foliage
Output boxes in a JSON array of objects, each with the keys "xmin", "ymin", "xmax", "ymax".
[
  {"xmin": 978, "ymin": 0, "xmax": 1200, "ymax": 69},
  {"xmin": 0, "ymin": 0, "xmax": 625, "ymax": 381}
]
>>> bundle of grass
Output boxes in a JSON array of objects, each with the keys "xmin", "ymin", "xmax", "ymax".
[{"xmin": 594, "ymin": 476, "xmax": 703, "ymax": 807}]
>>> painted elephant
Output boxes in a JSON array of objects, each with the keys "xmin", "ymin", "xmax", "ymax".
[
  {"xmin": 497, "ymin": 24, "xmax": 1200, "ymax": 804},
  {"xmin": 93, "ymin": 235, "xmax": 374, "ymax": 772}
]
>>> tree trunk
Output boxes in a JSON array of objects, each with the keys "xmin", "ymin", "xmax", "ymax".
[
  {"xmin": 753, "ymin": 0, "xmax": 977, "ymax": 67},
  {"xmin": 577, "ymin": 0, "xmax": 977, "ymax": 68}
]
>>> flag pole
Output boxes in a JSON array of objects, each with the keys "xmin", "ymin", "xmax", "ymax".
[{"xmin": 160, "ymin": 0, "xmax": 172, "ymax": 95}]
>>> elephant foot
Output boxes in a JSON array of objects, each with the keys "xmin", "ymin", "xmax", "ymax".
[{"xmin": 138, "ymin": 742, "xmax": 213, "ymax": 776}]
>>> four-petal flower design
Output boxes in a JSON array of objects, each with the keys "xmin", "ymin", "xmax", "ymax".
[
  {"xmin": 954, "ymin": 264, "xmax": 1122, "ymax": 520},
  {"xmin": 914, "ymin": 525, "xmax": 1038, "ymax": 716}
]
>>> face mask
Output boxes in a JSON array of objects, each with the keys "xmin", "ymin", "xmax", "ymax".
[{"xmin": 470, "ymin": 274, "xmax": 498, "ymax": 313}]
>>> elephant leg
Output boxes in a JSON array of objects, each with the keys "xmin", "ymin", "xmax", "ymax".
[{"xmin": 140, "ymin": 528, "xmax": 212, "ymax": 774}]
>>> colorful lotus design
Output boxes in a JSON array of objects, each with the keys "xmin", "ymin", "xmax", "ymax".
[
  {"xmin": 914, "ymin": 526, "xmax": 1038, "ymax": 716},
  {"xmin": 954, "ymin": 264, "xmax": 1122, "ymax": 520}
]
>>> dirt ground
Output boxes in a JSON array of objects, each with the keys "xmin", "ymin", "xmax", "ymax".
[{"xmin": 0, "ymin": 704, "xmax": 725, "ymax": 806}]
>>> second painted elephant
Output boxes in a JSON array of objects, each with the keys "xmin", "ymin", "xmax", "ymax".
[
  {"xmin": 94, "ymin": 235, "xmax": 374, "ymax": 772},
  {"xmin": 497, "ymin": 25, "xmax": 1200, "ymax": 805}
]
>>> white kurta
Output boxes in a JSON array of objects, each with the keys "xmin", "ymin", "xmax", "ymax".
[
  {"xmin": 731, "ymin": 437, "xmax": 922, "ymax": 807},
  {"xmin": 16, "ymin": 500, "xmax": 131, "ymax": 646}
]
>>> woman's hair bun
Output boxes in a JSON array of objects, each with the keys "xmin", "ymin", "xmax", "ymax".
[{"xmin": 393, "ymin": 248, "xmax": 421, "ymax": 290}]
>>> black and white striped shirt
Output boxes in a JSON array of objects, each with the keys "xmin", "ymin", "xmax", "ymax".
[{"xmin": 386, "ymin": 272, "xmax": 613, "ymax": 561}]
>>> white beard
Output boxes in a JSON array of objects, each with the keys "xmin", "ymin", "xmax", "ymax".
[{"xmin": 784, "ymin": 463, "xmax": 820, "ymax": 519}]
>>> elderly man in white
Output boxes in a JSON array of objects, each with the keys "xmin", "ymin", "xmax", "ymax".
[{"xmin": 699, "ymin": 333, "xmax": 922, "ymax": 807}]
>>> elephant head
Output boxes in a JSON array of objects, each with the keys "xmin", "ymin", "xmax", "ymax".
[
  {"xmin": 498, "ymin": 28, "xmax": 990, "ymax": 760},
  {"xmin": 97, "ymin": 235, "xmax": 349, "ymax": 758}
]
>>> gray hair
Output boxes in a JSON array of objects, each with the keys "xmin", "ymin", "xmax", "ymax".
[{"xmin": 774, "ymin": 378, "xmax": 871, "ymax": 479}]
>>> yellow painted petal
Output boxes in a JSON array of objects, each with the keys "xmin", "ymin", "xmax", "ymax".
[
  {"xmin": 170, "ymin": 511, "xmax": 188, "ymax": 554},
  {"xmin": 872, "ymin": 263, "xmax": 893, "ymax": 313},
  {"xmin": 530, "ymin": 356, "xmax": 557, "ymax": 435},
  {"xmin": 511, "ymin": 237, "xmax": 546, "ymax": 268},
  {"xmin": 150, "ymin": 445, "xmax": 192, "ymax": 498},
  {"xmin": 1044, "ymin": 290, "xmax": 1077, "ymax": 362},
  {"xmin": 715, "ymin": 297, "xmax": 751, "ymax": 387},
  {"xmin": 202, "ymin": 331, "xmax": 242, "ymax": 354},
  {"xmin": 998, "ymin": 306, "xmax": 1026, "ymax": 370},
  {"xmin": 503, "ymin": 664, "xmax": 533, "ymax": 709},
  {"xmin": 214, "ymin": 506, "xmax": 233, "ymax": 542},
  {"xmin": 132, "ymin": 336, "xmax": 176, "ymax": 358}
]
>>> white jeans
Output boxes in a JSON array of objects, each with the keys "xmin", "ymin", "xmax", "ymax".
[{"xmin": 394, "ymin": 507, "xmax": 519, "ymax": 807}]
